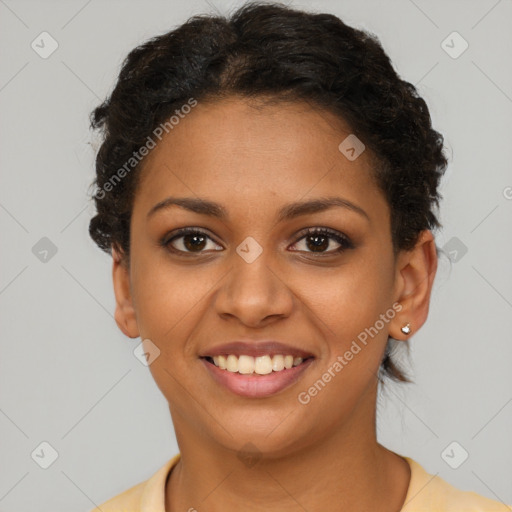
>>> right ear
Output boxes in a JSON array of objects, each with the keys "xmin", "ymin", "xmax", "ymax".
[{"xmin": 112, "ymin": 246, "xmax": 139, "ymax": 339}]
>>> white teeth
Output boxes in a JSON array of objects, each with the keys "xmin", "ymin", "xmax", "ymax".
[
  {"xmin": 238, "ymin": 355, "xmax": 255, "ymax": 374},
  {"xmin": 226, "ymin": 354, "xmax": 238, "ymax": 372},
  {"xmin": 254, "ymin": 355, "xmax": 273, "ymax": 374},
  {"xmin": 272, "ymin": 354, "xmax": 285, "ymax": 371},
  {"xmin": 209, "ymin": 354, "xmax": 307, "ymax": 374}
]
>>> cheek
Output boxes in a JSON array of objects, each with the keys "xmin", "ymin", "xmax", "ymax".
[
  {"xmin": 131, "ymin": 256, "xmax": 209, "ymax": 338},
  {"xmin": 297, "ymin": 271, "xmax": 393, "ymax": 416},
  {"xmin": 131, "ymin": 261, "xmax": 207, "ymax": 398},
  {"xmin": 132, "ymin": 246, "xmax": 395, "ymax": 347},
  {"xmin": 302, "ymin": 258, "xmax": 395, "ymax": 388},
  {"xmin": 305, "ymin": 262, "xmax": 394, "ymax": 334}
]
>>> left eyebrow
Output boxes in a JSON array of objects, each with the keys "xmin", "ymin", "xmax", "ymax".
[
  {"xmin": 146, "ymin": 196, "xmax": 369, "ymax": 222},
  {"xmin": 276, "ymin": 196, "xmax": 370, "ymax": 222}
]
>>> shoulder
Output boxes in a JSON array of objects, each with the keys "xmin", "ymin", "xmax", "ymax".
[
  {"xmin": 401, "ymin": 457, "xmax": 511, "ymax": 512},
  {"xmin": 89, "ymin": 480, "xmax": 146, "ymax": 512},
  {"xmin": 88, "ymin": 453, "xmax": 181, "ymax": 512}
]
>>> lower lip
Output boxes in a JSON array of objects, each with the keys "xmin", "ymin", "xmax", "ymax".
[{"xmin": 201, "ymin": 357, "xmax": 314, "ymax": 398}]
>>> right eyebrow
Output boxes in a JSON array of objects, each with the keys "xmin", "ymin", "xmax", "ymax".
[{"xmin": 147, "ymin": 197, "xmax": 228, "ymax": 220}]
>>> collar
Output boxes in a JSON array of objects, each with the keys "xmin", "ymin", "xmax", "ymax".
[
  {"xmin": 140, "ymin": 453, "xmax": 181, "ymax": 512},
  {"xmin": 139, "ymin": 453, "xmax": 429, "ymax": 511}
]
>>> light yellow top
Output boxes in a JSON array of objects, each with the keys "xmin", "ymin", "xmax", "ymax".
[{"xmin": 90, "ymin": 453, "xmax": 511, "ymax": 511}]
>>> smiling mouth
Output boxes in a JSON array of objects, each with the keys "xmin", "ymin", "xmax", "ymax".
[{"xmin": 201, "ymin": 354, "xmax": 315, "ymax": 376}]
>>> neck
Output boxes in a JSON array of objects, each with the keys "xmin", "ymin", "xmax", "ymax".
[{"xmin": 165, "ymin": 383, "xmax": 410, "ymax": 512}]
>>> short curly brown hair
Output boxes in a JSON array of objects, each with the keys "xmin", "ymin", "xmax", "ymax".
[{"xmin": 88, "ymin": 1, "xmax": 448, "ymax": 384}]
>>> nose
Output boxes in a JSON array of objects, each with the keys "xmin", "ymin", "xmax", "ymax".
[{"xmin": 213, "ymin": 249, "xmax": 294, "ymax": 328}]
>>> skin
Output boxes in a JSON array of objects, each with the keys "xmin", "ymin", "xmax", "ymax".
[{"xmin": 112, "ymin": 96, "xmax": 437, "ymax": 511}]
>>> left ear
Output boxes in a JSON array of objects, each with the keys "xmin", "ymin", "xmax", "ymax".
[{"xmin": 390, "ymin": 230, "xmax": 438, "ymax": 340}]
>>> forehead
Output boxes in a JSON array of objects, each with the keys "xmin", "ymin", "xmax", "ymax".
[{"xmin": 132, "ymin": 97, "xmax": 386, "ymax": 221}]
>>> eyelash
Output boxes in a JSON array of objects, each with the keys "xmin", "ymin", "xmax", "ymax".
[{"xmin": 160, "ymin": 226, "xmax": 354, "ymax": 256}]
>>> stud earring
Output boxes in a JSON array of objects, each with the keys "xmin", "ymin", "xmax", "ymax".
[{"xmin": 401, "ymin": 323, "xmax": 411, "ymax": 335}]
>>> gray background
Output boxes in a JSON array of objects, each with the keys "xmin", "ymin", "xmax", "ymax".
[{"xmin": 1, "ymin": 0, "xmax": 511, "ymax": 510}]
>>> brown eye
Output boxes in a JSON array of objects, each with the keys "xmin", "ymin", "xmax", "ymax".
[
  {"xmin": 291, "ymin": 227, "xmax": 354, "ymax": 254},
  {"xmin": 162, "ymin": 228, "xmax": 223, "ymax": 254}
]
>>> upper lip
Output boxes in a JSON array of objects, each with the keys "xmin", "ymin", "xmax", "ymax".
[{"xmin": 199, "ymin": 340, "xmax": 315, "ymax": 359}]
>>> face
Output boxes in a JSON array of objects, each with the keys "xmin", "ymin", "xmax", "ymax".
[{"xmin": 113, "ymin": 96, "xmax": 431, "ymax": 457}]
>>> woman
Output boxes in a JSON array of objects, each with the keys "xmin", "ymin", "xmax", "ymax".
[{"xmin": 87, "ymin": 2, "xmax": 510, "ymax": 510}]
